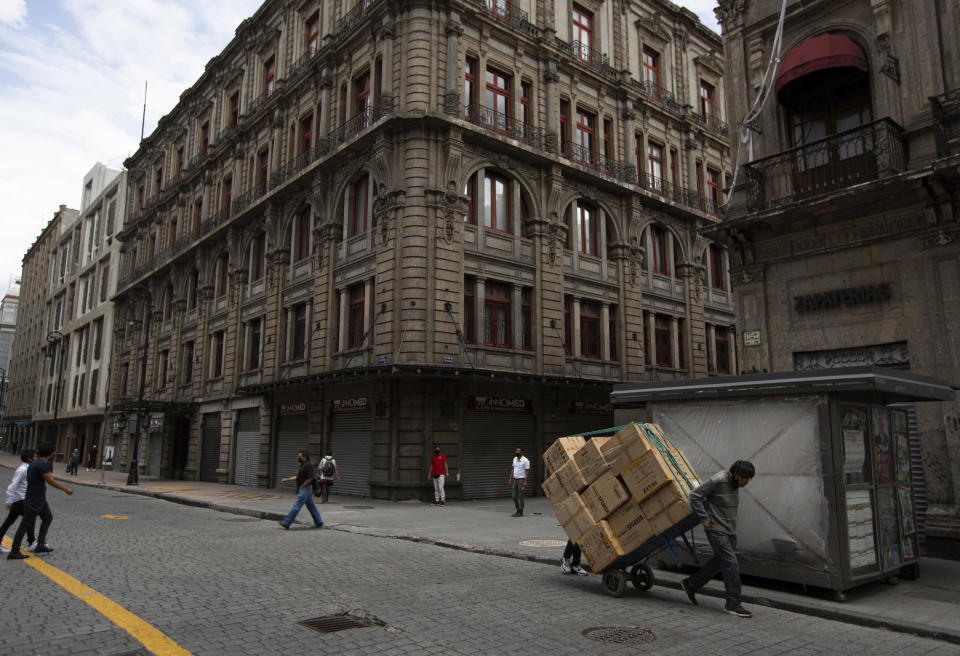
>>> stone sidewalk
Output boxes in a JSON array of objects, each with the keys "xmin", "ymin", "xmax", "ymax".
[{"xmin": 2, "ymin": 453, "xmax": 958, "ymax": 645}]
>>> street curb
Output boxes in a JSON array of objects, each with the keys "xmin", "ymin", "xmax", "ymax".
[{"xmin": 29, "ymin": 472, "xmax": 960, "ymax": 646}]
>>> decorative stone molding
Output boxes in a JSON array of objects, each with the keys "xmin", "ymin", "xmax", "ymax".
[
  {"xmin": 715, "ymin": 0, "xmax": 745, "ymax": 27},
  {"xmin": 444, "ymin": 91, "xmax": 461, "ymax": 116},
  {"xmin": 677, "ymin": 263, "xmax": 706, "ymax": 303},
  {"xmin": 695, "ymin": 50, "xmax": 724, "ymax": 76},
  {"xmin": 731, "ymin": 264, "xmax": 764, "ymax": 286},
  {"xmin": 437, "ymin": 181, "xmax": 463, "ymax": 244}
]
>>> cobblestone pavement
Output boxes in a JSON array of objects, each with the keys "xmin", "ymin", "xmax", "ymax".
[{"xmin": 2, "ymin": 486, "xmax": 958, "ymax": 656}]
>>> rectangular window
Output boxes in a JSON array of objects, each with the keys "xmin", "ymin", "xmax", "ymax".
[
  {"xmin": 296, "ymin": 208, "xmax": 311, "ymax": 261},
  {"xmin": 559, "ymin": 100, "xmax": 570, "ymax": 156},
  {"xmin": 563, "ymin": 296, "xmax": 572, "ymax": 354},
  {"xmin": 158, "ymin": 350, "xmax": 169, "ymax": 388},
  {"xmin": 229, "ymin": 92, "xmax": 240, "ymax": 127},
  {"xmin": 300, "ymin": 114, "xmax": 313, "ymax": 153},
  {"xmin": 106, "ymin": 199, "xmax": 115, "ymax": 235},
  {"xmin": 89, "ymin": 369, "xmax": 99, "ymax": 406},
  {"xmin": 78, "ymin": 373, "xmax": 85, "ymax": 408},
  {"xmin": 642, "ymin": 47, "xmax": 660, "ymax": 95},
  {"xmin": 183, "ymin": 342, "xmax": 194, "ymax": 383},
  {"xmin": 252, "ymin": 232, "xmax": 266, "ymax": 281},
  {"xmin": 72, "ymin": 374, "xmax": 79, "ymax": 408},
  {"xmin": 580, "ymin": 301, "xmax": 600, "ymax": 359},
  {"xmin": 651, "ymin": 225, "xmax": 667, "ymax": 275},
  {"xmin": 572, "ymin": 4, "xmax": 593, "ymax": 56},
  {"xmin": 348, "ymin": 285, "xmax": 365, "ymax": 349},
  {"xmin": 521, "ymin": 287, "xmax": 532, "ymax": 351},
  {"xmin": 355, "ymin": 71, "xmax": 370, "ymax": 115},
  {"xmin": 700, "ymin": 80, "xmax": 715, "ymax": 119},
  {"xmin": 200, "ymin": 122, "xmax": 209, "ymax": 156},
  {"xmin": 608, "ymin": 305, "xmax": 617, "ymax": 360},
  {"xmin": 169, "ymin": 218, "xmax": 178, "ymax": 251},
  {"xmin": 306, "ymin": 13, "xmax": 320, "ymax": 56},
  {"xmin": 484, "ymin": 172, "xmax": 510, "ymax": 232},
  {"xmin": 603, "ymin": 118, "xmax": 612, "ymax": 159},
  {"xmin": 154, "ymin": 168, "xmax": 163, "ymax": 198},
  {"xmin": 655, "ymin": 316, "xmax": 672, "ymax": 367},
  {"xmin": 575, "ymin": 108, "xmax": 596, "ymax": 165},
  {"xmin": 485, "ymin": 67, "xmax": 510, "ymax": 132},
  {"xmin": 248, "ymin": 319, "xmax": 262, "ymax": 370},
  {"xmin": 648, "ymin": 142, "xmax": 664, "ymax": 192},
  {"xmin": 351, "ymin": 174, "xmax": 369, "ymax": 236},
  {"xmin": 292, "ymin": 303, "xmax": 307, "ymax": 360},
  {"xmin": 578, "ymin": 202, "xmax": 597, "ymax": 256},
  {"xmin": 715, "ymin": 326, "xmax": 730, "ymax": 374},
  {"xmin": 464, "ymin": 57, "xmax": 477, "ymax": 116},
  {"xmin": 463, "ymin": 276, "xmax": 475, "ymax": 343},
  {"xmin": 212, "ymin": 331, "xmax": 225, "ymax": 377},
  {"xmin": 707, "ymin": 168, "xmax": 721, "ymax": 215},
  {"xmin": 710, "ymin": 245, "xmax": 725, "ymax": 290},
  {"xmin": 484, "ymin": 282, "xmax": 510, "ymax": 348},
  {"xmin": 93, "ymin": 318, "xmax": 103, "ymax": 360},
  {"xmin": 264, "ymin": 56, "xmax": 276, "ymax": 94}
]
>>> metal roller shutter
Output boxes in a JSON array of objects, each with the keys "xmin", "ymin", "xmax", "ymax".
[
  {"xmin": 148, "ymin": 434, "xmax": 163, "ymax": 477},
  {"xmin": 200, "ymin": 413, "xmax": 221, "ymax": 482},
  {"xmin": 329, "ymin": 411, "xmax": 372, "ymax": 497},
  {"xmin": 461, "ymin": 411, "xmax": 536, "ymax": 500},
  {"xmin": 234, "ymin": 408, "xmax": 260, "ymax": 487},
  {"xmin": 274, "ymin": 414, "xmax": 308, "ymax": 489},
  {"xmin": 906, "ymin": 405, "xmax": 928, "ymax": 551}
]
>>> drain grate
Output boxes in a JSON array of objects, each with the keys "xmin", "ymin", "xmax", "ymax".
[
  {"xmin": 518, "ymin": 539, "xmax": 567, "ymax": 548},
  {"xmin": 582, "ymin": 626, "xmax": 656, "ymax": 645},
  {"xmin": 301, "ymin": 615, "xmax": 378, "ymax": 633}
]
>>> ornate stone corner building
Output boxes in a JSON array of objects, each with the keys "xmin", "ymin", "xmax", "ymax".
[
  {"xmin": 110, "ymin": 0, "xmax": 734, "ymax": 500},
  {"xmin": 709, "ymin": 0, "xmax": 960, "ymax": 557}
]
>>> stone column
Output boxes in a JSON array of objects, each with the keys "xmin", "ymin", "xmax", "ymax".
[
  {"xmin": 622, "ymin": 107, "xmax": 637, "ymax": 182},
  {"xmin": 670, "ymin": 316, "xmax": 680, "ymax": 370},
  {"xmin": 318, "ymin": 77, "xmax": 332, "ymax": 139},
  {"xmin": 601, "ymin": 303, "xmax": 611, "ymax": 361},
  {"xmin": 444, "ymin": 22, "xmax": 464, "ymax": 115},
  {"xmin": 707, "ymin": 323, "xmax": 717, "ymax": 373},
  {"xmin": 572, "ymin": 297, "xmax": 581, "ymax": 358},
  {"xmin": 544, "ymin": 66, "xmax": 560, "ymax": 153}
]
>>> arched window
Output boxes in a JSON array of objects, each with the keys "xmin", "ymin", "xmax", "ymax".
[
  {"xmin": 484, "ymin": 172, "xmax": 510, "ymax": 232},
  {"xmin": 576, "ymin": 201, "xmax": 597, "ymax": 256},
  {"xmin": 187, "ymin": 270, "xmax": 199, "ymax": 310},
  {"xmin": 650, "ymin": 225, "xmax": 667, "ymax": 275},
  {"xmin": 163, "ymin": 284, "xmax": 174, "ymax": 321}
]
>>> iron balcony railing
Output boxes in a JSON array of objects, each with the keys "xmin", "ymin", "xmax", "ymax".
[
  {"xmin": 287, "ymin": 49, "xmax": 319, "ymax": 83},
  {"xmin": 559, "ymin": 39, "xmax": 618, "ymax": 79},
  {"xmin": 689, "ymin": 112, "xmax": 729, "ymax": 138},
  {"xmin": 931, "ymin": 88, "xmax": 960, "ymax": 157},
  {"xmin": 562, "ymin": 141, "xmax": 632, "ymax": 183},
  {"xmin": 232, "ymin": 182, "xmax": 268, "ymax": 216},
  {"xmin": 245, "ymin": 88, "xmax": 272, "ymax": 119},
  {"xmin": 464, "ymin": 104, "xmax": 545, "ymax": 150},
  {"xmin": 272, "ymin": 147, "xmax": 326, "ymax": 188},
  {"xmin": 636, "ymin": 173, "xmax": 702, "ymax": 210},
  {"xmin": 335, "ymin": 0, "xmax": 376, "ymax": 38},
  {"xmin": 744, "ymin": 118, "xmax": 906, "ymax": 212},
  {"xmin": 629, "ymin": 78, "xmax": 681, "ymax": 113},
  {"xmin": 475, "ymin": 0, "xmax": 536, "ymax": 36},
  {"xmin": 327, "ymin": 102, "xmax": 388, "ymax": 150}
]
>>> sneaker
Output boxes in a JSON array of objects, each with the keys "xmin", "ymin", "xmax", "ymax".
[
  {"xmin": 313, "ymin": 522, "xmax": 324, "ymax": 529},
  {"xmin": 572, "ymin": 566, "xmax": 589, "ymax": 576},
  {"xmin": 32, "ymin": 545, "xmax": 54, "ymax": 554},
  {"xmin": 0, "ymin": 546, "xmax": 9, "ymax": 554},
  {"xmin": 439, "ymin": 501, "xmax": 445, "ymax": 505},
  {"xmin": 431, "ymin": 501, "xmax": 440, "ymax": 506},
  {"xmin": 278, "ymin": 522, "xmax": 290, "ymax": 530},
  {"xmin": 6, "ymin": 552, "xmax": 28, "ymax": 560},
  {"xmin": 725, "ymin": 606, "xmax": 752, "ymax": 618},
  {"xmin": 560, "ymin": 558, "xmax": 571, "ymax": 575},
  {"xmin": 28, "ymin": 540, "xmax": 38, "ymax": 551},
  {"xmin": 511, "ymin": 512, "xmax": 521, "ymax": 517},
  {"xmin": 680, "ymin": 579, "xmax": 697, "ymax": 606}
]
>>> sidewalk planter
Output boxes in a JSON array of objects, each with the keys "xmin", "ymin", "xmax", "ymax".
[{"xmin": 611, "ymin": 366, "xmax": 957, "ymax": 598}]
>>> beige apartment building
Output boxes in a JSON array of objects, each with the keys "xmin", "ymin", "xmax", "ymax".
[
  {"xmin": 710, "ymin": 0, "xmax": 960, "ymax": 557},
  {"xmin": 111, "ymin": 0, "xmax": 734, "ymax": 499}
]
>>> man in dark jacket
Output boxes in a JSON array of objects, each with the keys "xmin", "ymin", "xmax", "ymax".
[
  {"xmin": 278, "ymin": 450, "xmax": 324, "ymax": 529},
  {"xmin": 7, "ymin": 444, "xmax": 73, "ymax": 560},
  {"xmin": 680, "ymin": 460, "xmax": 755, "ymax": 617}
]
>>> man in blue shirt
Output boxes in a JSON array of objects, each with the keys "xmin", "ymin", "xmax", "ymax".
[{"xmin": 7, "ymin": 444, "xmax": 73, "ymax": 560}]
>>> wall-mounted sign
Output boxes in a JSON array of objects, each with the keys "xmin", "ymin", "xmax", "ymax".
[
  {"xmin": 443, "ymin": 354, "xmax": 454, "ymax": 364},
  {"xmin": 570, "ymin": 401, "xmax": 614, "ymax": 415},
  {"xmin": 149, "ymin": 416, "xmax": 164, "ymax": 433},
  {"xmin": 279, "ymin": 402, "xmax": 307, "ymax": 416},
  {"xmin": 470, "ymin": 396, "xmax": 531, "ymax": 412},
  {"xmin": 794, "ymin": 283, "xmax": 892, "ymax": 313},
  {"xmin": 377, "ymin": 355, "xmax": 388, "ymax": 365},
  {"xmin": 333, "ymin": 397, "xmax": 368, "ymax": 412},
  {"xmin": 742, "ymin": 330, "xmax": 761, "ymax": 347}
]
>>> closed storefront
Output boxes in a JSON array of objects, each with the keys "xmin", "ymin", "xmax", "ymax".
[
  {"xmin": 328, "ymin": 397, "xmax": 372, "ymax": 497},
  {"xmin": 147, "ymin": 415, "xmax": 164, "ymax": 478},
  {"xmin": 199, "ymin": 412, "xmax": 221, "ymax": 483},
  {"xmin": 461, "ymin": 396, "xmax": 536, "ymax": 500},
  {"xmin": 234, "ymin": 408, "xmax": 260, "ymax": 487},
  {"xmin": 274, "ymin": 403, "xmax": 308, "ymax": 488}
]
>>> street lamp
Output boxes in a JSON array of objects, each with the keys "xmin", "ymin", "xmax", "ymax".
[
  {"xmin": 125, "ymin": 286, "xmax": 153, "ymax": 486},
  {"xmin": 45, "ymin": 330, "xmax": 66, "ymax": 451}
]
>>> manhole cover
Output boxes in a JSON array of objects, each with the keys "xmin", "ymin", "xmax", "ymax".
[
  {"xmin": 582, "ymin": 626, "xmax": 656, "ymax": 645},
  {"xmin": 342, "ymin": 505, "xmax": 374, "ymax": 510},
  {"xmin": 518, "ymin": 539, "xmax": 567, "ymax": 548},
  {"xmin": 301, "ymin": 615, "xmax": 378, "ymax": 633}
]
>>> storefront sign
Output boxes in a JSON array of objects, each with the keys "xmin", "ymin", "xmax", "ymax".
[
  {"xmin": 149, "ymin": 416, "xmax": 164, "ymax": 433},
  {"xmin": 793, "ymin": 283, "xmax": 892, "ymax": 313},
  {"xmin": 742, "ymin": 330, "xmax": 761, "ymax": 347},
  {"xmin": 377, "ymin": 355, "xmax": 388, "ymax": 365},
  {"xmin": 570, "ymin": 401, "xmax": 614, "ymax": 415},
  {"xmin": 470, "ymin": 396, "xmax": 531, "ymax": 412},
  {"xmin": 333, "ymin": 397, "xmax": 368, "ymax": 412},
  {"xmin": 443, "ymin": 354, "xmax": 454, "ymax": 364},
  {"xmin": 279, "ymin": 402, "xmax": 307, "ymax": 416}
]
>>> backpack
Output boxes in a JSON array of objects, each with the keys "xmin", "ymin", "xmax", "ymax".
[{"xmin": 322, "ymin": 457, "xmax": 336, "ymax": 477}]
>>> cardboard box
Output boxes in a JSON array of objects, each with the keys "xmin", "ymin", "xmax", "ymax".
[
  {"xmin": 607, "ymin": 500, "xmax": 657, "ymax": 554},
  {"xmin": 541, "ymin": 472, "xmax": 569, "ymax": 505},
  {"xmin": 621, "ymin": 448, "xmax": 680, "ymax": 502},
  {"xmin": 543, "ymin": 435, "xmax": 586, "ymax": 475},
  {"xmin": 578, "ymin": 520, "xmax": 624, "ymax": 573},
  {"xmin": 573, "ymin": 436, "xmax": 612, "ymax": 485},
  {"xmin": 615, "ymin": 422, "xmax": 657, "ymax": 453},
  {"xmin": 581, "ymin": 470, "xmax": 629, "ymax": 520},
  {"xmin": 556, "ymin": 458, "xmax": 589, "ymax": 494},
  {"xmin": 562, "ymin": 505, "xmax": 598, "ymax": 543},
  {"xmin": 647, "ymin": 498, "xmax": 694, "ymax": 536},
  {"xmin": 640, "ymin": 480, "xmax": 691, "ymax": 517},
  {"xmin": 556, "ymin": 492, "xmax": 592, "ymax": 526}
]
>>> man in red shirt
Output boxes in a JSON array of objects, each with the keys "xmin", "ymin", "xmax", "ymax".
[{"xmin": 429, "ymin": 445, "xmax": 449, "ymax": 506}]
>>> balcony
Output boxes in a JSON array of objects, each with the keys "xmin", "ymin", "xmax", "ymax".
[
  {"xmin": 636, "ymin": 173, "xmax": 701, "ymax": 211},
  {"xmin": 557, "ymin": 38, "xmax": 618, "ymax": 80},
  {"xmin": 335, "ymin": 0, "xmax": 377, "ymax": 38},
  {"xmin": 287, "ymin": 49, "xmax": 319, "ymax": 84},
  {"xmin": 272, "ymin": 147, "xmax": 326, "ymax": 188},
  {"xmin": 932, "ymin": 88, "xmax": 960, "ymax": 157},
  {"xmin": 561, "ymin": 141, "xmax": 632, "ymax": 183},
  {"xmin": 232, "ymin": 182, "xmax": 268, "ymax": 216},
  {"xmin": 474, "ymin": 0, "xmax": 536, "ymax": 36},
  {"xmin": 464, "ymin": 104, "xmax": 544, "ymax": 150},
  {"xmin": 327, "ymin": 102, "xmax": 388, "ymax": 151},
  {"xmin": 689, "ymin": 112, "xmax": 729, "ymax": 138},
  {"xmin": 744, "ymin": 118, "xmax": 906, "ymax": 212},
  {"xmin": 245, "ymin": 88, "xmax": 272, "ymax": 119}
]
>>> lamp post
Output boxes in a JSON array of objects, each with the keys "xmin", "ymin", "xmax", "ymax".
[
  {"xmin": 45, "ymin": 330, "xmax": 65, "ymax": 452},
  {"xmin": 125, "ymin": 287, "xmax": 153, "ymax": 486}
]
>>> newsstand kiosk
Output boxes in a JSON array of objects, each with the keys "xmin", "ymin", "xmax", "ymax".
[{"xmin": 610, "ymin": 366, "xmax": 957, "ymax": 600}]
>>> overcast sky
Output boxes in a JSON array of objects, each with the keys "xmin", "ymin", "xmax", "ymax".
[{"xmin": 0, "ymin": 0, "xmax": 720, "ymax": 298}]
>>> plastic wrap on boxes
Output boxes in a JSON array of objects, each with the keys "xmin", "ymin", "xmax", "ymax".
[
  {"xmin": 573, "ymin": 436, "xmax": 612, "ymax": 485},
  {"xmin": 600, "ymin": 432, "xmax": 652, "ymax": 475},
  {"xmin": 581, "ymin": 470, "xmax": 629, "ymax": 520},
  {"xmin": 543, "ymin": 435, "xmax": 586, "ymax": 475},
  {"xmin": 621, "ymin": 449, "xmax": 682, "ymax": 502},
  {"xmin": 541, "ymin": 471, "xmax": 568, "ymax": 506},
  {"xmin": 556, "ymin": 458, "xmax": 589, "ymax": 494},
  {"xmin": 578, "ymin": 521, "xmax": 623, "ymax": 573},
  {"xmin": 607, "ymin": 500, "xmax": 656, "ymax": 554}
]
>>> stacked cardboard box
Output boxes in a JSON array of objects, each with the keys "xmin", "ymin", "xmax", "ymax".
[{"xmin": 541, "ymin": 422, "xmax": 700, "ymax": 573}]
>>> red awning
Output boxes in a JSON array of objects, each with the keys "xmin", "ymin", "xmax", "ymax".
[{"xmin": 775, "ymin": 33, "xmax": 868, "ymax": 94}]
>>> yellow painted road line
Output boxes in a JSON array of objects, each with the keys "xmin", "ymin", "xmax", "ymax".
[{"xmin": 1, "ymin": 536, "xmax": 192, "ymax": 656}]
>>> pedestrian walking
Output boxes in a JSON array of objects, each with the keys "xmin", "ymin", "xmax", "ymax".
[
  {"xmin": 560, "ymin": 539, "xmax": 589, "ymax": 576},
  {"xmin": 0, "ymin": 449, "xmax": 37, "ymax": 554},
  {"xmin": 316, "ymin": 450, "xmax": 340, "ymax": 504},
  {"xmin": 428, "ymin": 445, "xmax": 448, "ymax": 506},
  {"xmin": 69, "ymin": 449, "xmax": 80, "ymax": 475},
  {"xmin": 86, "ymin": 444, "xmax": 98, "ymax": 471},
  {"xmin": 680, "ymin": 460, "xmax": 756, "ymax": 618},
  {"xmin": 278, "ymin": 450, "xmax": 324, "ymax": 529},
  {"xmin": 6, "ymin": 444, "xmax": 73, "ymax": 560},
  {"xmin": 508, "ymin": 447, "xmax": 530, "ymax": 517}
]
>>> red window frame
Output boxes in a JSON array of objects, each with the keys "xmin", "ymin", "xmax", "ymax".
[
  {"xmin": 292, "ymin": 304, "xmax": 307, "ymax": 360},
  {"xmin": 229, "ymin": 92, "xmax": 239, "ymax": 127},
  {"xmin": 464, "ymin": 173, "xmax": 476, "ymax": 224},
  {"xmin": 700, "ymin": 80, "xmax": 715, "ymax": 119},
  {"xmin": 306, "ymin": 13, "xmax": 320, "ymax": 56},
  {"xmin": 252, "ymin": 232, "xmax": 266, "ymax": 281},
  {"xmin": 355, "ymin": 72, "xmax": 370, "ymax": 115},
  {"xmin": 464, "ymin": 57, "xmax": 477, "ymax": 116},
  {"xmin": 295, "ymin": 207, "xmax": 311, "ymax": 261},
  {"xmin": 351, "ymin": 174, "xmax": 369, "ymax": 236},
  {"xmin": 223, "ymin": 177, "xmax": 232, "ymax": 218},
  {"xmin": 572, "ymin": 5, "xmax": 592, "ymax": 52},
  {"xmin": 707, "ymin": 169, "xmax": 721, "ymax": 215},
  {"xmin": 484, "ymin": 172, "xmax": 511, "ymax": 233},
  {"xmin": 603, "ymin": 119, "xmax": 612, "ymax": 159},
  {"xmin": 578, "ymin": 202, "xmax": 597, "ymax": 256},
  {"xmin": 300, "ymin": 114, "xmax": 313, "ymax": 154},
  {"xmin": 485, "ymin": 67, "xmax": 510, "ymax": 133},
  {"xmin": 264, "ymin": 56, "xmax": 276, "ymax": 94},
  {"xmin": 580, "ymin": 301, "xmax": 600, "ymax": 359},
  {"xmin": 200, "ymin": 122, "xmax": 209, "ymax": 156},
  {"xmin": 216, "ymin": 253, "xmax": 229, "ymax": 298},
  {"xmin": 648, "ymin": 142, "xmax": 664, "ymax": 190},
  {"xmin": 484, "ymin": 281, "xmax": 511, "ymax": 348},
  {"xmin": 715, "ymin": 326, "xmax": 730, "ymax": 374},
  {"xmin": 176, "ymin": 147, "xmax": 184, "ymax": 178},
  {"xmin": 348, "ymin": 285, "xmax": 365, "ymax": 349},
  {"xmin": 710, "ymin": 244, "xmax": 725, "ymax": 290},
  {"xmin": 559, "ymin": 100, "xmax": 570, "ymax": 156},
  {"xmin": 575, "ymin": 108, "xmax": 596, "ymax": 165},
  {"xmin": 642, "ymin": 47, "xmax": 660, "ymax": 94},
  {"xmin": 654, "ymin": 316, "xmax": 672, "ymax": 368},
  {"xmin": 463, "ymin": 276, "xmax": 475, "ymax": 343},
  {"xmin": 650, "ymin": 225, "xmax": 667, "ymax": 275},
  {"xmin": 213, "ymin": 331, "xmax": 225, "ymax": 377},
  {"xmin": 188, "ymin": 271, "xmax": 198, "ymax": 310}
]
